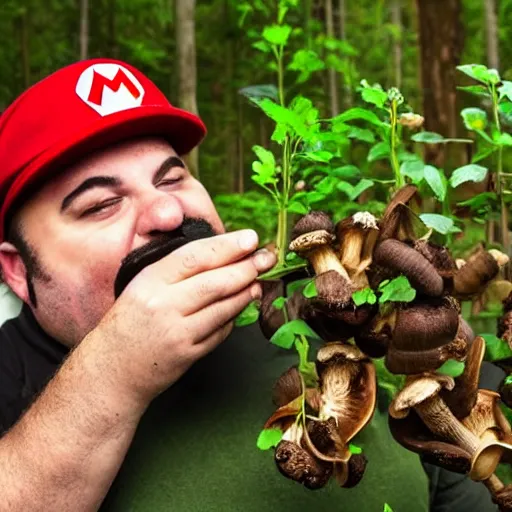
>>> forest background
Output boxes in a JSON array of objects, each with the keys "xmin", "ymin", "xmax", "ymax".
[{"xmin": 1, "ymin": 0, "xmax": 512, "ymax": 323}]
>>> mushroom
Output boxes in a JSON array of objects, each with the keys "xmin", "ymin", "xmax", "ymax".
[
  {"xmin": 389, "ymin": 373, "xmax": 511, "ymax": 481},
  {"xmin": 354, "ymin": 307, "xmax": 396, "ymax": 358},
  {"xmin": 316, "ymin": 343, "xmax": 376, "ymax": 443},
  {"xmin": 389, "ymin": 409, "xmax": 472, "ymax": 474},
  {"xmin": 274, "ymin": 424, "xmax": 333, "ymax": 490},
  {"xmin": 378, "ymin": 185, "xmax": 422, "ymax": 242},
  {"xmin": 413, "ymin": 239, "xmax": 457, "ymax": 292},
  {"xmin": 385, "ymin": 336, "xmax": 467, "ymax": 375},
  {"xmin": 336, "ymin": 212, "xmax": 379, "ymax": 289},
  {"xmin": 289, "ymin": 211, "xmax": 350, "ymax": 282},
  {"xmin": 453, "ymin": 247, "xmax": 509, "ymax": 299},
  {"xmin": 491, "ymin": 483, "xmax": 512, "ymax": 511},
  {"xmin": 373, "ymin": 238, "xmax": 444, "ymax": 297},
  {"xmin": 271, "ymin": 366, "xmax": 320, "ymax": 411},
  {"xmin": 441, "ymin": 336, "xmax": 485, "ymax": 419},
  {"xmin": 498, "ymin": 290, "xmax": 512, "ymax": 349}
]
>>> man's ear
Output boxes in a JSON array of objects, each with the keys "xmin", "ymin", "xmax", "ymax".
[{"xmin": 0, "ymin": 242, "xmax": 30, "ymax": 302}]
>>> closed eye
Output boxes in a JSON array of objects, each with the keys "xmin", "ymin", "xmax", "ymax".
[{"xmin": 81, "ymin": 197, "xmax": 122, "ymax": 217}]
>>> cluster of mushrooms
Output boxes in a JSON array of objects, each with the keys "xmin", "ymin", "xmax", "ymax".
[{"xmin": 259, "ymin": 185, "xmax": 512, "ymax": 510}]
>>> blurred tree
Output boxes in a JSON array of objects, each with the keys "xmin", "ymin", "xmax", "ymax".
[
  {"xmin": 80, "ymin": 0, "xmax": 89, "ymax": 60},
  {"xmin": 391, "ymin": 0, "xmax": 402, "ymax": 89},
  {"xmin": 325, "ymin": 0, "xmax": 339, "ymax": 116},
  {"xmin": 484, "ymin": 0, "xmax": 499, "ymax": 70},
  {"xmin": 416, "ymin": 0, "xmax": 465, "ymax": 168},
  {"xmin": 175, "ymin": 0, "xmax": 199, "ymax": 177}
]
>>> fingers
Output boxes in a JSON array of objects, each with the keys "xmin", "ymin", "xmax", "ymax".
[
  {"xmin": 156, "ymin": 229, "xmax": 261, "ymax": 284},
  {"xmin": 189, "ymin": 284, "xmax": 257, "ymax": 351},
  {"xmin": 175, "ymin": 249, "xmax": 275, "ymax": 315}
]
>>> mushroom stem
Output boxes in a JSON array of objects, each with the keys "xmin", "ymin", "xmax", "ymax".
[
  {"xmin": 484, "ymin": 474, "xmax": 505, "ymax": 495},
  {"xmin": 310, "ymin": 247, "xmax": 350, "ymax": 280},
  {"xmin": 415, "ymin": 395, "xmax": 481, "ymax": 455}
]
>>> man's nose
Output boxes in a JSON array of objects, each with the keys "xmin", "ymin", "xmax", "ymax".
[{"xmin": 135, "ymin": 192, "xmax": 184, "ymax": 237}]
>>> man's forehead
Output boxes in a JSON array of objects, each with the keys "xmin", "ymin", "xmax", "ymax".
[{"xmin": 48, "ymin": 137, "xmax": 178, "ymax": 193}]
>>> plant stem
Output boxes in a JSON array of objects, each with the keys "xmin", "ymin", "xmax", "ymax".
[
  {"xmin": 491, "ymin": 83, "xmax": 510, "ymax": 265},
  {"xmin": 389, "ymin": 99, "xmax": 403, "ymax": 189}
]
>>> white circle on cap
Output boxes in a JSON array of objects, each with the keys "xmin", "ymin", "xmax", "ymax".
[{"xmin": 75, "ymin": 63, "xmax": 145, "ymax": 116}]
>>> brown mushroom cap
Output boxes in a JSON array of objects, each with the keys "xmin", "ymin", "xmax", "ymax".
[
  {"xmin": 413, "ymin": 239, "xmax": 457, "ymax": 278},
  {"xmin": 379, "ymin": 185, "xmax": 422, "ymax": 241},
  {"xmin": 291, "ymin": 211, "xmax": 335, "ymax": 240},
  {"xmin": 389, "ymin": 374, "xmax": 455, "ymax": 419},
  {"xmin": 373, "ymin": 239, "xmax": 444, "ymax": 297},
  {"xmin": 388, "ymin": 411, "xmax": 472, "ymax": 474},
  {"xmin": 392, "ymin": 297, "xmax": 460, "ymax": 351},
  {"xmin": 289, "ymin": 230, "xmax": 336, "ymax": 255},
  {"xmin": 453, "ymin": 247, "xmax": 500, "ymax": 298},
  {"xmin": 492, "ymin": 483, "xmax": 512, "ymax": 511},
  {"xmin": 312, "ymin": 270, "xmax": 354, "ymax": 312},
  {"xmin": 385, "ymin": 336, "xmax": 467, "ymax": 375},
  {"xmin": 274, "ymin": 439, "xmax": 333, "ymax": 490},
  {"xmin": 272, "ymin": 366, "xmax": 303, "ymax": 408}
]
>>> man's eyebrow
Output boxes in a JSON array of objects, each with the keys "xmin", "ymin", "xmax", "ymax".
[
  {"xmin": 60, "ymin": 176, "xmax": 121, "ymax": 212},
  {"xmin": 153, "ymin": 156, "xmax": 185, "ymax": 184}
]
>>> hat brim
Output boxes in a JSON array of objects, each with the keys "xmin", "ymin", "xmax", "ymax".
[{"xmin": 2, "ymin": 104, "xmax": 206, "ymax": 229}]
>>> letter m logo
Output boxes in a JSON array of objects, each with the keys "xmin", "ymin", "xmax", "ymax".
[{"xmin": 76, "ymin": 63, "xmax": 145, "ymax": 116}]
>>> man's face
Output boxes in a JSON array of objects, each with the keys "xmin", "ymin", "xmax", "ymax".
[{"xmin": 5, "ymin": 137, "xmax": 225, "ymax": 346}]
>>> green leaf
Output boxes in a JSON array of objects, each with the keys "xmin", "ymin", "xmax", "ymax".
[
  {"xmin": 288, "ymin": 49, "xmax": 325, "ymax": 83},
  {"xmin": 235, "ymin": 301, "xmax": 260, "ymax": 326},
  {"xmin": 379, "ymin": 276, "xmax": 416, "ymax": 303},
  {"xmin": 257, "ymin": 428, "xmax": 283, "ymax": 450},
  {"xmin": 384, "ymin": 504, "xmax": 394, "ymax": 512},
  {"xmin": 411, "ymin": 131, "xmax": 446, "ymax": 143},
  {"xmin": 400, "ymin": 160, "xmax": 425, "ymax": 184},
  {"xmin": 457, "ymin": 85, "xmax": 491, "ymax": 98},
  {"xmin": 350, "ymin": 179, "xmax": 374, "ymax": 200},
  {"xmin": 253, "ymin": 145, "xmax": 275, "ymax": 166},
  {"xmin": 461, "ymin": 108, "xmax": 488, "ymax": 131},
  {"xmin": 495, "ymin": 133, "xmax": 512, "ymax": 146},
  {"xmin": 252, "ymin": 41, "xmax": 272, "ymax": 53},
  {"xmin": 270, "ymin": 319, "xmax": 322, "ymax": 349},
  {"xmin": 472, "ymin": 143, "xmax": 498, "ymax": 163},
  {"xmin": 348, "ymin": 126, "xmax": 376, "ymax": 144},
  {"xmin": 303, "ymin": 280, "xmax": 318, "ymax": 298},
  {"xmin": 482, "ymin": 333, "xmax": 512, "ymax": 362},
  {"xmin": 349, "ymin": 443, "xmax": 363, "ymax": 455},
  {"xmin": 333, "ymin": 107, "xmax": 383, "ymax": 127},
  {"xmin": 352, "ymin": 287, "xmax": 377, "ymax": 306},
  {"xmin": 361, "ymin": 87, "xmax": 388, "ymax": 109},
  {"xmin": 332, "ymin": 165, "xmax": 361, "ymax": 179},
  {"xmin": 368, "ymin": 141, "xmax": 390, "ymax": 162},
  {"xmin": 450, "ymin": 164, "xmax": 488, "ymax": 188},
  {"xmin": 419, "ymin": 214, "xmax": 457, "ymax": 235},
  {"xmin": 304, "ymin": 150, "xmax": 333, "ymax": 163},
  {"xmin": 287, "ymin": 201, "xmax": 309, "ymax": 215},
  {"xmin": 505, "ymin": 375, "xmax": 512, "ymax": 386},
  {"xmin": 239, "ymin": 84, "xmax": 278, "ymax": 102},
  {"xmin": 457, "ymin": 64, "xmax": 499, "ymax": 84},
  {"xmin": 272, "ymin": 297, "xmax": 287, "ymax": 310},
  {"xmin": 286, "ymin": 278, "xmax": 311, "ymax": 296},
  {"xmin": 424, "ymin": 165, "xmax": 446, "ymax": 201},
  {"xmin": 498, "ymin": 81, "xmax": 512, "ymax": 102},
  {"xmin": 457, "ymin": 192, "xmax": 496, "ymax": 210},
  {"xmin": 262, "ymin": 24, "xmax": 292, "ymax": 46},
  {"xmin": 437, "ymin": 359, "xmax": 465, "ymax": 377}
]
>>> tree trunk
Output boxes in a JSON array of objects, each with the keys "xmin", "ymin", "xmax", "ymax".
[
  {"xmin": 19, "ymin": 8, "xmax": 30, "ymax": 89},
  {"xmin": 337, "ymin": 0, "xmax": 346, "ymax": 40},
  {"xmin": 107, "ymin": 0, "xmax": 118, "ymax": 58},
  {"xmin": 484, "ymin": 0, "xmax": 499, "ymax": 70},
  {"xmin": 237, "ymin": 95, "xmax": 245, "ymax": 194},
  {"xmin": 416, "ymin": 0, "xmax": 465, "ymax": 168},
  {"xmin": 325, "ymin": 0, "xmax": 339, "ymax": 116},
  {"xmin": 175, "ymin": 0, "xmax": 199, "ymax": 178},
  {"xmin": 80, "ymin": 0, "xmax": 89, "ymax": 60},
  {"xmin": 391, "ymin": 0, "xmax": 402, "ymax": 89}
]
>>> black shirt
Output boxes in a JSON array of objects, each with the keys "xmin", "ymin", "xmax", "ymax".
[{"xmin": 0, "ymin": 305, "xmax": 502, "ymax": 511}]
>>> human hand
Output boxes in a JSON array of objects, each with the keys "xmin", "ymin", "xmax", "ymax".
[{"xmin": 91, "ymin": 229, "xmax": 276, "ymax": 405}]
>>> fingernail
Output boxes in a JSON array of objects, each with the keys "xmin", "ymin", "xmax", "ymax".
[
  {"xmin": 250, "ymin": 283, "xmax": 262, "ymax": 300},
  {"xmin": 253, "ymin": 248, "xmax": 275, "ymax": 271},
  {"xmin": 239, "ymin": 230, "xmax": 258, "ymax": 250}
]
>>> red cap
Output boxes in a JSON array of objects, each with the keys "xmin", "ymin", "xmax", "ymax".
[{"xmin": 0, "ymin": 58, "xmax": 206, "ymax": 241}]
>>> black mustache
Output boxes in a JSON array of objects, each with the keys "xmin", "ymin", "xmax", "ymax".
[{"xmin": 114, "ymin": 218, "xmax": 216, "ymax": 299}]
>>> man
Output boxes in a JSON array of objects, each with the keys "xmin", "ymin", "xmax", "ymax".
[{"xmin": 0, "ymin": 58, "xmax": 502, "ymax": 511}]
